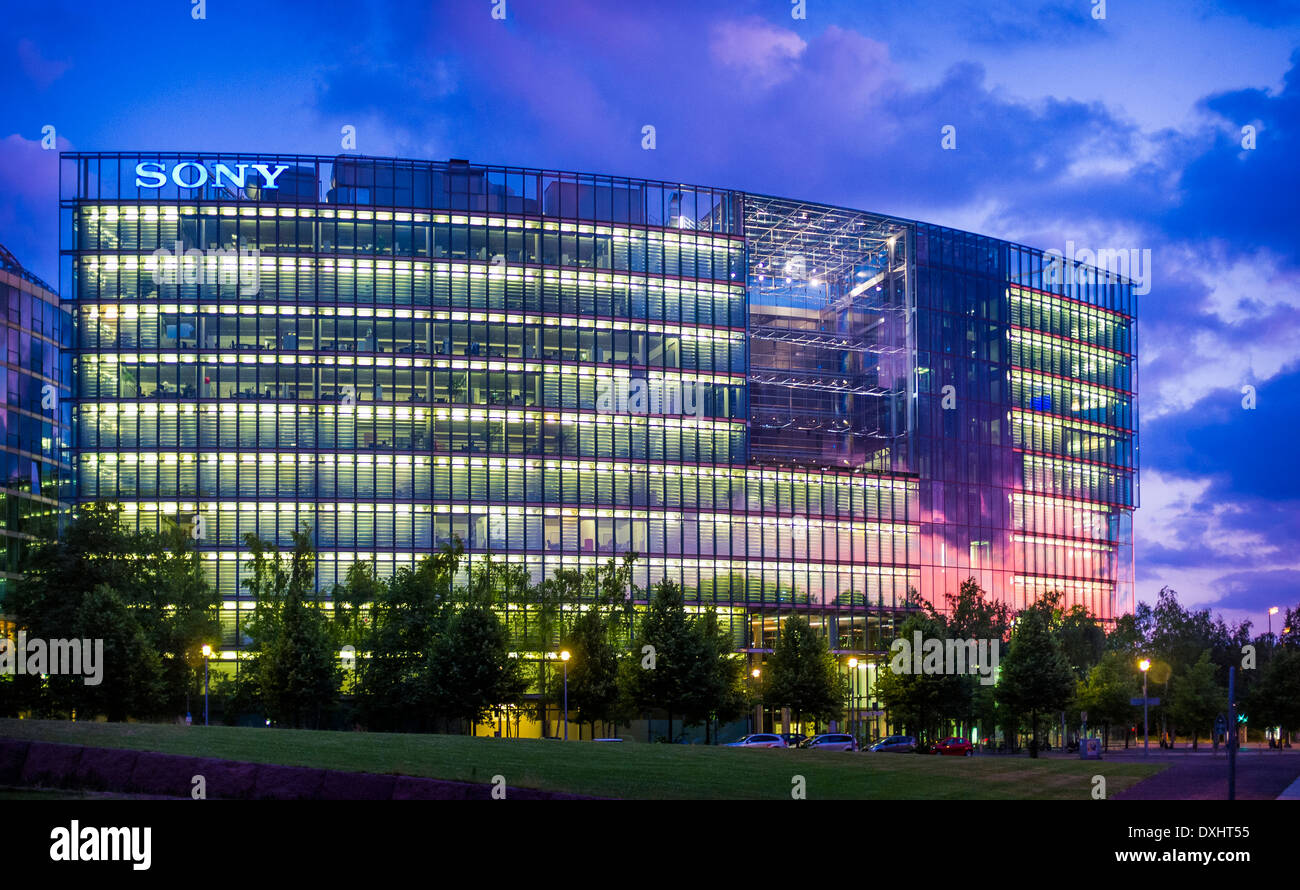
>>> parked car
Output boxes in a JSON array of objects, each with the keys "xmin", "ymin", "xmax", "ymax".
[
  {"xmin": 933, "ymin": 737, "xmax": 974, "ymax": 756},
  {"xmin": 866, "ymin": 735, "xmax": 917, "ymax": 753},
  {"xmin": 725, "ymin": 733, "xmax": 787, "ymax": 748},
  {"xmin": 803, "ymin": 733, "xmax": 859, "ymax": 752},
  {"xmin": 779, "ymin": 733, "xmax": 808, "ymax": 749}
]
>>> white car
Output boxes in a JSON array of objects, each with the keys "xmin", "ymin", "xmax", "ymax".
[
  {"xmin": 804, "ymin": 733, "xmax": 859, "ymax": 752},
  {"xmin": 725, "ymin": 733, "xmax": 787, "ymax": 748}
]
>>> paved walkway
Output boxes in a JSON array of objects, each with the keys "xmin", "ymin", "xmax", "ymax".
[{"xmin": 1111, "ymin": 750, "xmax": 1300, "ymax": 800}]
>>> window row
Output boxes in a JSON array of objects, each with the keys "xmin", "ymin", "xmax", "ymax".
[
  {"xmin": 77, "ymin": 456, "xmax": 915, "ymax": 519},
  {"xmin": 111, "ymin": 505, "xmax": 916, "ymax": 568},
  {"xmin": 1011, "ymin": 374, "xmax": 1133, "ymax": 430},
  {"xmin": 1009, "ymin": 331, "xmax": 1132, "ymax": 391},
  {"xmin": 77, "ymin": 213, "xmax": 744, "ymax": 280},
  {"xmin": 1009, "ymin": 288, "xmax": 1133, "ymax": 354},
  {"xmin": 76, "ymin": 409, "xmax": 747, "ymax": 462},
  {"xmin": 1011, "ymin": 414, "xmax": 1134, "ymax": 470},
  {"xmin": 1013, "ymin": 539, "xmax": 1117, "ymax": 581},
  {"xmin": 75, "ymin": 261, "xmax": 747, "ymax": 324},
  {"xmin": 80, "ymin": 362, "xmax": 746, "ymax": 418},
  {"xmin": 1020, "ymin": 456, "xmax": 1135, "ymax": 506},
  {"xmin": 78, "ymin": 315, "xmax": 747, "ymax": 372}
]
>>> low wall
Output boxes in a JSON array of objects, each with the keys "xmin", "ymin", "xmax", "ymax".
[{"xmin": 0, "ymin": 739, "xmax": 595, "ymax": 800}]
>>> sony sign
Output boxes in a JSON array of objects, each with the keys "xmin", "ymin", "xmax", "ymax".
[{"xmin": 135, "ymin": 161, "xmax": 290, "ymax": 191}]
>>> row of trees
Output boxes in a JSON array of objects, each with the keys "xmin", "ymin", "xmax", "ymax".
[
  {"xmin": 1, "ymin": 504, "xmax": 219, "ymax": 720},
  {"xmin": 1, "ymin": 504, "xmax": 849, "ymax": 738},
  {"xmin": 875, "ymin": 580, "xmax": 1300, "ymax": 753},
  {"xmin": 5, "ymin": 504, "xmax": 1296, "ymax": 747}
]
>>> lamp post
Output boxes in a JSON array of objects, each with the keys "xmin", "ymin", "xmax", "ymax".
[
  {"xmin": 201, "ymin": 644, "xmax": 213, "ymax": 727},
  {"xmin": 1268, "ymin": 606, "xmax": 1279, "ymax": 637},
  {"xmin": 1139, "ymin": 658, "xmax": 1150, "ymax": 756},
  {"xmin": 752, "ymin": 668, "xmax": 762, "ymax": 734},
  {"xmin": 560, "ymin": 650, "xmax": 570, "ymax": 741}
]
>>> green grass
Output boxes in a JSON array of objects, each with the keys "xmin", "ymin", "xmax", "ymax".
[{"xmin": 0, "ymin": 719, "xmax": 1165, "ymax": 799}]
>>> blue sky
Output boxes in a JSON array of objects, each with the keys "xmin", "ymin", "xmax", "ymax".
[{"xmin": 2, "ymin": 0, "xmax": 1297, "ymax": 630}]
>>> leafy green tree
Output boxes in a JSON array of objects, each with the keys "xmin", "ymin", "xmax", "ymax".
[
  {"xmin": 241, "ymin": 529, "xmax": 341, "ymax": 728},
  {"xmin": 998, "ymin": 595, "xmax": 1076, "ymax": 757},
  {"xmin": 1251, "ymin": 647, "xmax": 1300, "ymax": 746},
  {"xmin": 1168, "ymin": 650, "xmax": 1224, "ymax": 749},
  {"xmin": 1057, "ymin": 604, "xmax": 1106, "ymax": 679},
  {"xmin": 70, "ymin": 584, "xmax": 165, "ymax": 721},
  {"xmin": 940, "ymin": 577, "xmax": 1012, "ymax": 641},
  {"xmin": 559, "ymin": 607, "xmax": 622, "ymax": 738},
  {"xmin": 1074, "ymin": 651, "xmax": 1139, "ymax": 749},
  {"xmin": 682, "ymin": 609, "xmax": 750, "ymax": 744},
  {"xmin": 429, "ymin": 602, "xmax": 524, "ymax": 733},
  {"xmin": 623, "ymin": 580, "xmax": 701, "ymax": 741},
  {"xmin": 357, "ymin": 542, "xmax": 462, "ymax": 731},
  {"xmin": 874, "ymin": 611, "xmax": 973, "ymax": 742},
  {"xmin": 765, "ymin": 614, "xmax": 845, "ymax": 734},
  {"xmin": 4, "ymin": 502, "xmax": 216, "ymax": 720}
]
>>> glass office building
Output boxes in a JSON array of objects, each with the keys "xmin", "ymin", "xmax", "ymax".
[
  {"xmin": 57, "ymin": 153, "xmax": 1136, "ymax": 671},
  {"xmin": 0, "ymin": 246, "xmax": 74, "ymax": 607}
]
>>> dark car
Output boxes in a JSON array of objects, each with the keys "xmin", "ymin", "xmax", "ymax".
[
  {"xmin": 934, "ymin": 736, "xmax": 974, "ymax": 756},
  {"xmin": 802, "ymin": 733, "xmax": 859, "ymax": 752},
  {"xmin": 780, "ymin": 733, "xmax": 808, "ymax": 749},
  {"xmin": 866, "ymin": 735, "xmax": 917, "ymax": 753}
]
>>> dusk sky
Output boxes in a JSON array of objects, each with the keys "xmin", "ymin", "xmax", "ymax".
[{"xmin": 2, "ymin": 0, "xmax": 1296, "ymax": 631}]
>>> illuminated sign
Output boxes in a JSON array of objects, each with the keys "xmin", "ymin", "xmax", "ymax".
[{"xmin": 134, "ymin": 162, "xmax": 290, "ymax": 190}]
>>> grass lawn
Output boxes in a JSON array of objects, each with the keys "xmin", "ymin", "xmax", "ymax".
[{"xmin": 0, "ymin": 719, "xmax": 1165, "ymax": 800}]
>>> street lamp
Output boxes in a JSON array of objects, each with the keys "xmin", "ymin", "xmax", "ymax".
[
  {"xmin": 1269, "ymin": 606, "xmax": 1279, "ymax": 637},
  {"xmin": 201, "ymin": 644, "xmax": 213, "ymax": 727},
  {"xmin": 751, "ymin": 668, "xmax": 762, "ymax": 734},
  {"xmin": 1138, "ymin": 658, "xmax": 1151, "ymax": 756},
  {"xmin": 560, "ymin": 650, "xmax": 570, "ymax": 741}
]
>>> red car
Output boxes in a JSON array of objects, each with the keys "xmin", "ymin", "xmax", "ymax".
[{"xmin": 934, "ymin": 737, "xmax": 974, "ymax": 756}]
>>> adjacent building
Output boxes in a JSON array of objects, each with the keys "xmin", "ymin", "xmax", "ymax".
[{"xmin": 0, "ymin": 245, "xmax": 74, "ymax": 609}]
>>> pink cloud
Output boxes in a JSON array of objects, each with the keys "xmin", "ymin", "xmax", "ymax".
[{"xmin": 708, "ymin": 18, "xmax": 807, "ymax": 90}]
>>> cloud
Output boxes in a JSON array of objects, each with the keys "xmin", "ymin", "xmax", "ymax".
[
  {"xmin": 0, "ymin": 133, "xmax": 66, "ymax": 284},
  {"xmin": 708, "ymin": 18, "xmax": 807, "ymax": 90},
  {"xmin": 16, "ymin": 38, "xmax": 69, "ymax": 89}
]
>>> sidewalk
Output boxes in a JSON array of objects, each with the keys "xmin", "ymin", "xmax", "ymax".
[{"xmin": 1112, "ymin": 751, "xmax": 1300, "ymax": 800}]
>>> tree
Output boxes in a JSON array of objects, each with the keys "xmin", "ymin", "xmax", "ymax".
[
  {"xmin": 1168, "ymin": 650, "xmax": 1224, "ymax": 749},
  {"xmin": 874, "ymin": 611, "xmax": 973, "ymax": 743},
  {"xmin": 1251, "ymin": 648, "xmax": 1300, "ymax": 746},
  {"xmin": 68, "ymin": 584, "xmax": 165, "ymax": 721},
  {"xmin": 1057, "ymin": 604, "xmax": 1106, "ymax": 679},
  {"xmin": 1074, "ymin": 651, "xmax": 1138, "ymax": 749},
  {"xmin": 940, "ymin": 577, "xmax": 1012, "ymax": 642},
  {"xmin": 357, "ymin": 542, "xmax": 462, "ymax": 731},
  {"xmin": 998, "ymin": 596, "xmax": 1076, "ymax": 757},
  {"xmin": 559, "ymin": 608, "xmax": 622, "ymax": 738},
  {"xmin": 241, "ymin": 529, "xmax": 341, "ymax": 728},
  {"xmin": 3, "ymin": 502, "xmax": 216, "ymax": 720},
  {"xmin": 682, "ymin": 609, "xmax": 750, "ymax": 744},
  {"xmin": 428, "ymin": 602, "xmax": 524, "ymax": 732},
  {"xmin": 765, "ymin": 615, "xmax": 845, "ymax": 734},
  {"xmin": 623, "ymin": 580, "xmax": 700, "ymax": 741}
]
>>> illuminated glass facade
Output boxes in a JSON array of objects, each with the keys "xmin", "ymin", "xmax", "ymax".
[
  {"xmin": 0, "ymin": 247, "xmax": 74, "ymax": 603},
  {"xmin": 57, "ymin": 152, "xmax": 1135, "ymax": 662}
]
